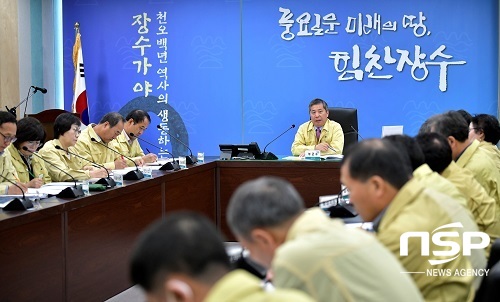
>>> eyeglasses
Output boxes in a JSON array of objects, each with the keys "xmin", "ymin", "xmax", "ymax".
[
  {"xmin": 26, "ymin": 141, "xmax": 41, "ymax": 147},
  {"xmin": 0, "ymin": 132, "xmax": 17, "ymax": 143}
]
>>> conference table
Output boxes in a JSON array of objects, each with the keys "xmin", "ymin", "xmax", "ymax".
[{"xmin": 0, "ymin": 158, "xmax": 341, "ymax": 301}]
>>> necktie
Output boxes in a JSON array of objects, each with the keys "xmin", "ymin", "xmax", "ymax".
[{"xmin": 316, "ymin": 127, "xmax": 321, "ymax": 141}]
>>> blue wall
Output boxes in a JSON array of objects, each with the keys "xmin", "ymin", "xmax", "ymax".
[{"xmin": 63, "ymin": 0, "xmax": 498, "ymax": 156}]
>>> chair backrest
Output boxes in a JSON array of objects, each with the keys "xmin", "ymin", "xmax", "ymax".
[
  {"xmin": 487, "ymin": 238, "xmax": 500, "ymax": 270},
  {"xmin": 27, "ymin": 109, "xmax": 80, "ymax": 141},
  {"xmin": 474, "ymin": 238, "xmax": 500, "ymax": 302},
  {"xmin": 328, "ymin": 107, "xmax": 358, "ymax": 155},
  {"xmin": 474, "ymin": 260, "xmax": 500, "ymax": 302}
]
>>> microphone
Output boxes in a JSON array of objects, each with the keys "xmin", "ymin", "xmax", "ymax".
[
  {"xmin": 31, "ymin": 86, "xmax": 47, "ymax": 94},
  {"xmin": 90, "ymin": 137, "xmax": 144, "ymax": 180},
  {"xmin": 54, "ymin": 145, "xmax": 116, "ymax": 187},
  {"xmin": 350, "ymin": 125, "xmax": 364, "ymax": 141},
  {"xmin": 22, "ymin": 147, "xmax": 84, "ymax": 198},
  {"xmin": 260, "ymin": 124, "xmax": 296, "ymax": 160},
  {"xmin": 0, "ymin": 174, "xmax": 33, "ymax": 211},
  {"xmin": 129, "ymin": 133, "xmax": 180, "ymax": 171},
  {"xmin": 156, "ymin": 125, "xmax": 197, "ymax": 164},
  {"xmin": 317, "ymin": 186, "xmax": 358, "ymax": 218},
  {"xmin": 5, "ymin": 106, "xmax": 16, "ymax": 117}
]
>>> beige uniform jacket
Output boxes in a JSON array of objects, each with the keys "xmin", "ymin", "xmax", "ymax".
[
  {"xmin": 73, "ymin": 124, "xmax": 118, "ymax": 170},
  {"xmin": 442, "ymin": 161, "xmax": 500, "ymax": 256},
  {"xmin": 205, "ymin": 270, "xmax": 314, "ymax": 302},
  {"xmin": 109, "ymin": 130, "xmax": 145, "ymax": 167},
  {"xmin": 0, "ymin": 149, "xmax": 19, "ymax": 194},
  {"xmin": 272, "ymin": 208, "xmax": 424, "ymax": 302},
  {"xmin": 291, "ymin": 119, "xmax": 344, "ymax": 156},
  {"xmin": 6, "ymin": 144, "xmax": 51, "ymax": 185},
  {"xmin": 413, "ymin": 163, "xmax": 468, "ymax": 207},
  {"xmin": 478, "ymin": 141, "xmax": 500, "ymax": 172},
  {"xmin": 377, "ymin": 178, "xmax": 476, "ymax": 302},
  {"xmin": 38, "ymin": 139, "xmax": 92, "ymax": 181}
]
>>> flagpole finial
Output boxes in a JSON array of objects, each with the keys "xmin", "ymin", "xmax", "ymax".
[{"xmin": 74, "ymin": 22, "xmax": 80, "ymax": 34}]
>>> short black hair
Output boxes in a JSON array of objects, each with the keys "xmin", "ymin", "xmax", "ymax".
[
  {"xmin": 419, "ymin": 111, "xmax": 469, "ymax": 143},
  {"xmin": 13, "ymin": 117, "xmax": 46, "ymax": 148},
  {"xmin": 126, "ymin": 109, "xmax": 151, "ymax": 124},
  {"xmin": 309, "ymin": 98, "xmax": 328, "ymax": 112},
  {"xmin": 227, "ymin": 176, "xmax": 305, "ymax": 240},
  {"xmin": 382, "ymin": 135, "xmax": 425, "ymax": 171},
  {"xmin": 130, "ymin": 211, "xmax": 230, "ymax": 292},
  {"xmin": 457, "ymin": 109, "xmax": 473, "ymax": 125},
  {"xmin": 54, "ymin": 113, "xmax": 81, "ymax": 139},
  {"xmin": 0, "ymin": 111, "xmax": 17, "ymax": 126},
  {"xmin": 342, "ymin": 139, "xmax": 412, "ymax": 190},
  {"xmin": 415, "ymin": 132, "xmax": 452, "ymax": 174},
  {"xmin": 471, "ymin": 114, "xmax": 500, "ymax": 145},
  {"xmin": 99, "ymin": 112, "xmax": 125, "ymax": 127}
]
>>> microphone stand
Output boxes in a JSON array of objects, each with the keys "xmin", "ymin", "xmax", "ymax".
[
  {"xmin": 156, "ymin": 125, "xmax": 197, "ymax": 164},
  {"xmin": 129, "ymin": 133, "xmax": 180, "ymax": 171},
  {"xmin": 54, "ymin": 145, "xmax": 116, "ymax": 187},
  {"xmin": 0, "ymin": 174, "xmax": 34, "ymax": 211},
  {"xmin": 23, "ymin": 147, "xmax": 84, "ymax": 198},
  {"xmin": 90, "ymin": 138, "xmax": 144, "ymax": 180},
  {"xmin": 350, "ymin": 125, "xmax": 364, "ymax": 140},
  {"xmin": 6, "ymin": 87, "xmax": 36, "ymax": 118},
  {"xmin": 260, "ymin": 124, "xmax": 296, "ymax": 160}
]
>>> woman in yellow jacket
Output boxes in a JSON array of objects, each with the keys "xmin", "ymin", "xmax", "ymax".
[
  {"xmin": 6, "ymin": 117, "xmax": 51, "ymax": 188},
  {"xmin": 38, "ymin": 112, "xmax": 108, "ymax": 181}
]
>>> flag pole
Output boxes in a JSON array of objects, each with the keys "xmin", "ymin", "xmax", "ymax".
[
  {"xmin": 72, "ymin": 22, "xmax": 89, "ymax": 124},
  {"xmin": 74, "ymin": 22, "xmax": 80, "ymax": 35}
]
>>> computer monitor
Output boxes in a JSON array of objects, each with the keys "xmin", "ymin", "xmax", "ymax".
[{"xmin": 219, "ymin": 142, "xmax": 262, "ymax": 159}]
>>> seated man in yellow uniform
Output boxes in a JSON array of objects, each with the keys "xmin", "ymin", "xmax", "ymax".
[
  {"xmin": 227, "ymin": 176, "xmax": 423, "ymax": 302},
  {"xmin": 6, "ymin": 117, "xmax": 51, "ymax": 188},
  {"xmin": 420, "ymin": 111, "xmax": 500, "ymax": 203},
  {"xmin": 416, "ymin": 132, "xmax": 500, "ymax": 257},
  {"xmin": 291, "ymin": 98, "xmax": 344, "ymax": 156},
  {"xmin": 382, "ymin": 135, "xmax": 486, "ymax": 289},
  {"xmin": 383, "ymin": 134, "xmax": 468, "ymax": 207},
  {"xmin": 74, "ymin": 112, "xmax": 129, "ymax": 170},
  {"xmin": 110, "ymin": 109, "xmax": 157, "ymax": 166},
  {"xmin": 0, "ymin": 111, "xmax": 27, "ymax": 195},
  {"xmin": 130, "ymin": 211, "xmax": 314, "ymax": 302},
  {"xmin": 340, "ymin": 139, "xmax": 476, "ymax": 302}
]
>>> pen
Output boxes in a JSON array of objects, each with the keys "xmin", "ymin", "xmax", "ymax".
[
  {"xmin": 13, "ymin": 173, "xmax": 20, "ymax": 182},
  {"xmin": 327, "ymin": 146, "xmax": 337, "ymax": 152},
  {"xmin": 146, "ymin": 148, "xmax": 152, "ymax": 154}
]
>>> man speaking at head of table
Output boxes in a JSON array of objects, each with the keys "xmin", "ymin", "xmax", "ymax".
[{"xmin": 291, "ymin": 98, "xmax": 344, "ymax": 157}]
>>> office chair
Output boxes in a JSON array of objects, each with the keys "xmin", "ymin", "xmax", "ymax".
[
  {"xmin": 474, "ymin": 238, "xmax": 500, "ymax": 302},
  {"xmin": 328, "ymin": 107, "xmax": 358, "ymax": 155},
  {"xmin": 28, "ymin": 109, "xmax": 80, "ymax": 141},
  {"xmin": 487, "ymin": 238, "xmax": 500, "ymax": 270},
  {"xmin": 474, "ymin": 261, "xmax": 500, "ymax": 302}
]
